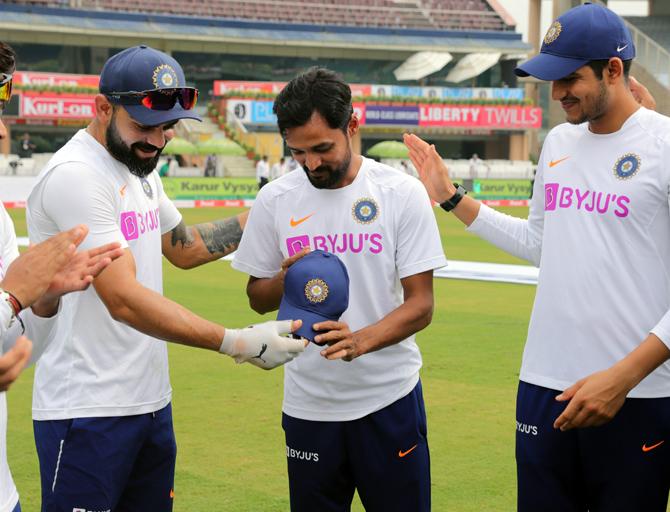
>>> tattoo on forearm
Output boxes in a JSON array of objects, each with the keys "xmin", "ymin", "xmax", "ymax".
[
  {"xmin": 195, "ymin": 217, "xmax": 243, "ymax": 256},
  {"xmin": 171, "ymin": 221, "xmax": 195, "ymax": 249}
]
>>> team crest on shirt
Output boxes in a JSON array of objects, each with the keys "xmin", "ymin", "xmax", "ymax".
[
  {"xmin": 152, "ymin": 64, "xmax": 179, "ymax": 89},
  {"xmin": 613, "ymin": 153, "xmax": 641, "ymax": 180},
  {"xmin": 140, "ymin": 177, "xmax": 153, "ymax": 199},
  {"xmin": 305, "ymin": 278, "xmax": 329, "ymax": 304},
  {"xmin": 544, "ymin": 21, "xmax": 562, "ymax": 45},
  {"xmin": 352, "ymin": 197, "xmax": 379, "ymax": 224}
]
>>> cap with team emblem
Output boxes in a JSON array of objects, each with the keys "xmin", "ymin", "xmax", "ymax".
[
  {"xmin": 277, "ymin": 250, "xmax": 349, "ymax": 344},
  {"xmin": 515, "ymin": 2, "xmax": 635, "ymax": 81},
  {"xmin": 99, "ymin": 45, "xmax": 202, "ymax": 126}
]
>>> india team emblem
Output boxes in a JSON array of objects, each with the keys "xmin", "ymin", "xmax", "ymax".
[
  {"xmin": 613, "ymin": 153, "xmax": 641, "ymax": 180},
  {"xmin": 140, "ymin": 177, "xmax": 153, "ymax": 199},
  {"xmin": 352, "ymin": 197, "xmax": 379, "ymax": 224},
  {"xmin": 152, "ymin": 64, "xmax": 179, "ymax": 89},
  {"xmin": 543, "ymin": 21, "xmax": 562, "ymax": 45},
  {"xmin": 305, "ymin": 278, "xmax": 329, "ymax": 304}
]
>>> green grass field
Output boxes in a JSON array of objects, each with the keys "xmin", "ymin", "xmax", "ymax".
[{"xmin": 6, "ymin": 206, "xmax": 536, "ymax": 511}]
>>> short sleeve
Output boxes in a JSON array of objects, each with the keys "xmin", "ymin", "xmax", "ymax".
[
  {"xmin": 395, "ymin": 180, "xmax": 447, "ymax": 279},
  {"xmin": 31, "ymin": 162, "xmax": 128, "ymax": 251},
  {"xmin": 232, "ymin": 188, "xmax": 283, "ymax": 278},
  {"xmin": 154, "ymin": 174, "xmax": 182, "ymax": 235}
]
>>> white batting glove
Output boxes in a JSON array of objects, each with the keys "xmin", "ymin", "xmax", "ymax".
[{"xmin": 219, "ymin": 320, "xmax": 306, "ymax": 370}]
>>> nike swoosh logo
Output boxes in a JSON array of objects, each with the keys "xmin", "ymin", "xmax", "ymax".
[
  {"xmin": 642, "ymin": 440, "xmax": 664, "ymax": 452},
  {"xmin": 290, "ymin": 213, "xmax": 314, "ymax": 227},
  {"xmin": 549, "ymin": 156, "xmax": 570, "ymax": 168},
  {"xmin": 119, "ymin": 184, "xmax": 127, "ymax": 196},
  {"xmin": 398, "ymin": 444, "xmax": 418, "ymax": 458},
  {"xmin": 617, "ymin": 44, "xmax": 628, "ymax": 52}
]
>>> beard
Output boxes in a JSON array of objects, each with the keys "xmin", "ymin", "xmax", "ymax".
[
  {"xmin": 302, "ymin": 146, "xmax": 352, "ymax": 189},
  {"xmin": 106, "ymin": 117, "xmax": 163, "ymax": 178},
  {"xmin": 568, "ymin": 80, "xmax": 609, "ymax": 125}
]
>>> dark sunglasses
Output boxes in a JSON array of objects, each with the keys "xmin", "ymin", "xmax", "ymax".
[
  {"xmin": 105, "ymin": 87, "xmax": 198, "ymax": 111},
  {"xmin": 0, "ymin": 73, "xmax": 13, "ymax": 103}
]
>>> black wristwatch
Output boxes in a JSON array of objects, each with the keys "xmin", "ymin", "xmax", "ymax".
[{"xmin": 439, "ymin": 183, "xmax": 467, "ymax": 212}]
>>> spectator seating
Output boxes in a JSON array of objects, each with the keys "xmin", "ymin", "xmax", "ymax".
[{"xmin": 8, "ymin": 0, "xmax": 513, "ymax": 32}]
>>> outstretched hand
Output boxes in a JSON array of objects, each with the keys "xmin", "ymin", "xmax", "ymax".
[
  {"xmin": 2, "ymin": 224, "xmax": 89, "ymax": 309},
  {"xmin": 41, "ymin": 241, "xmax": 125, "ymax": 301},
  {"xmin": 220, "ymin": 319, "xmax": 308, "ymax": 370},
  {"xmin": 403, "ymin": 133, "xmax": 454, "ymax": 204}
]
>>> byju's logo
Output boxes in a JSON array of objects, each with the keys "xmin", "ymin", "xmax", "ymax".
[
  {"xmin": 516, "ymin": 421, "xmax": 538, "ymax": 436},
  {"xmin": 119, "ymin": 208, "xmax": 161, "ymax": 241},
  {"xmin": 286, "ymin": 445, "xmax": 319, "ymax": 462},
  {"xmin": 545, "ymin": 183, "xmax": 559, "ymax": 211},
  {"xmin": 120, "ymin": 211, "xmax": 139, "ymax": 241},
  {"xmin": 286, "ymin": 233, "xmax": 383, "ymax": 257},
  {"xmin": 544, "ymin": 183, "xmax": 630, "ymax": 218}
]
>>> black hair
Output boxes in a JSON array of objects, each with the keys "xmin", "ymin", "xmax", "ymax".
[
  {"xmin": 273, "ymin": 67, "xmax": 353, "ymax": 136},
  {"xmin": 587, "ymin": 58, "xmax": 632, "ymax": 81},
  {"xmin": 0, "ymin": 42, "xmax": 16, "ymax": 75}
]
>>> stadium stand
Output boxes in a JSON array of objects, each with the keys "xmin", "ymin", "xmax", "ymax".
[
  {"xmin": 7, "ymin": 0, "xmax": 514, "ymax": 32},
  {"xmin": 626, "ymin": 16, "xmax": 670, "ymax": 52}
]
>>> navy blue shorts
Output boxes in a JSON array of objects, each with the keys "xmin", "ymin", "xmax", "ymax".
[
  {"xmin": 516, "ymin": 381, "xmax": 670, "ymax": 512},
  {"xmin": 33, "ymin": 403, "xmax": 176, "ymax": 512},
  {"xmin": 282, "ymin": 381, "xmax": 430, "ymax": 512}
]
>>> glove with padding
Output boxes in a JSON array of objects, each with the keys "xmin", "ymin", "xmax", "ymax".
[{"xmin": 219, "ymin": 320, "xmax": 306, "ymax": 370}]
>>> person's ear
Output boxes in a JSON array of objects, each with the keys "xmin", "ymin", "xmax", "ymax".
[
  {"xmin": 94, "ymin": 94, "xmax": 114, "ymax": 122},
  {"xmin": 347, "ymin": 113, "xmax": 359, "ymax": 137},
  {"xmin": 607, "ymin": 58, "xmax": 624, "ymax": 83}
]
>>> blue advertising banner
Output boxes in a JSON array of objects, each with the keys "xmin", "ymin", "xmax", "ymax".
[
  {"xmin": 251, "ymin": 101, "xmax": 276, "ymax": 123},
  {"xmin": 364, "ymin": 105, "xmax": 420, "ymax": 125}
]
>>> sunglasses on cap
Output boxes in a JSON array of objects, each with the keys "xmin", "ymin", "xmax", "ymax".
[
  {"xmin": 105, "ymin": 87, "xmax": 198, "ymax": 111},
  {"xmin": 0, "ymin": 73, "xmax": 13, "ymax": 103}
]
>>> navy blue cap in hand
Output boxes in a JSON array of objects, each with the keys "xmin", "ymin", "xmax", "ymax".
[
  {"xmin": 515, "ymin": 2, "xmax": 635, "ymax": 81},
  {"xmin": 277, "ymin": 250, "xmax": 350, "ymax": 343},
  {"xmin": 99, "ymin": 45, "xmax": 202, "ymax": 126}
]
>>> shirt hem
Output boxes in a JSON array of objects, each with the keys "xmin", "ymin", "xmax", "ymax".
[
  {"xmin": 398, "ymin": 256, "xmax": 448, "ymax": 280},
  {"xmin": 32, "ymin": 394, "xmax": 171, "ymax": 421},
  {"xmin": 282, "ymin": 373, "xmax": 420, "ymax": 421}
]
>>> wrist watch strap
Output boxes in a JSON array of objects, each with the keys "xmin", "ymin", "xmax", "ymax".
[{"xmin": 440, "ymin": 183, "xmax": 467, "ymax": 212}]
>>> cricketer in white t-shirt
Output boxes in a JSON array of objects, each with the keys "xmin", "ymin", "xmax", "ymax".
[
  {"xmin": 233, "ymin": 157, "xmax": 447, "ymax": 421},
  {"xmin": 469, "ymin": 107, "xmax": 670, "ymax": 397},
  {"xmin": 27, "ymin": 129, "xmax": 182, "ymax": 420},
  {"xmin": 0, "ymin": 206, "xmax": 60, "ymax": 512}
]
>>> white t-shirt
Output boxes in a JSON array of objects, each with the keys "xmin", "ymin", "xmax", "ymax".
[
  {"xmin": 233, "ymin": 158, "xmax": 447, "ymax": 421},
  {"xmin": 0, "ymin": 205, "xmax": 59, "ymax": 512},
  {"xmin": 469, "ymin": 107, "xmax": 670, "ymax": 397},
  {"xmin": 27, "ymin": 129, "xmax": 182, "ymax": 420}
]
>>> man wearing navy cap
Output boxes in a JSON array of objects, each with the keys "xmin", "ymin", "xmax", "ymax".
[
  {"xmin": 406, "ymin": 2, "xmax": 670, "ymax": 510},
  {"xmin": 26, "ymin": 45, "xmax": 305, "ymax": 511},
  {"xmin": 233, "ymin": 67, "xmax": 447, "ymax": 511}
]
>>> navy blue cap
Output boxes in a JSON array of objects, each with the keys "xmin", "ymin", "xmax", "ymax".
[
  {"xmin": 277, "ymin": 250, "xmax": 350, "ymax": 343},
  {"xmin": 515, "ymin": 3, "xmax": 635, "ymax": 81},
  {"xmin": 99, "ymin": 45, "xmax": 202, "ymax": 126}
]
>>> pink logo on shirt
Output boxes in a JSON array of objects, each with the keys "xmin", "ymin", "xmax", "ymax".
[
  {"xmin": 120, "ymin": 208, "xmax": 161, "ymax": 241},
  {"xmin": 120, "ymin": 211, "xmax": 139, "ymax": 241},
  {"xmin": 544, "ymin": 183, "xmax": 630, "ymax": 218},
  {"xmin": 286, "ymin": 233, "xmax": 383, "ymax": 257}
]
